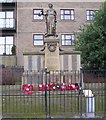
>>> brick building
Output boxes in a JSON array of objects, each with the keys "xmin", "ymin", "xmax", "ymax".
[{"xmin": 0, "ymin": 0, "xmax": 104, "ymax": 70}]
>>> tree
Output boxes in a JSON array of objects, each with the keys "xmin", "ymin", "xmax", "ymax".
[
  {"xmin": 75, "ymin": 2, "xmax": 106, "ymax": 69},
  {"xmin": 11, "ymin": 44, "xmax": 16, "ymax": 55}
]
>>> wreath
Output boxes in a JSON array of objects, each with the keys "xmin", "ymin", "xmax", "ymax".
[{"xmin": 47, "ymin": 43, "xmax": 57, "ymax": 52}]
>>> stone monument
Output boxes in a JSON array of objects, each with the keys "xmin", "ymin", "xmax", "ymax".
[
  {"xmin": 39, "ymin": 3, "xmax": 60, "ymax": 71},
  {"xmin": 22, "ymin": 3, "xmax": 81, "ymax": 85},
  {"xmin": 44, "ymin": 38, "xmax": 60, "ymax": 70},
  {"xmin": 38, "ymin": 3, "xmax": 57, "ymax": 37}
]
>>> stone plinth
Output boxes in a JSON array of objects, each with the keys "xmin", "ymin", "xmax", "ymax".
[{"xmin": 44, "ymin": 38, "xmax": 60, "ymax": 71}]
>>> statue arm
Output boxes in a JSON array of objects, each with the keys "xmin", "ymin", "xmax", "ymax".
[
  {"xmin": 54, "ymin": 11, "xmax": 57, "ymax": 23},
  {"xmin": 38, "ymin": 10, "xmax": 44, "ymax": 16}
]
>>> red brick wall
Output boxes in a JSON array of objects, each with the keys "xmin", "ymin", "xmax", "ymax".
[
  {"xmin": 83, "ymin": 70, "xmax": 106, "ymax": 83},
  {"xmin": 0, "ymin": 67, "xmax": 23, "ymax": 85}
]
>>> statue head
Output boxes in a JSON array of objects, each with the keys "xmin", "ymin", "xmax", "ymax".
[{"xmin": 48, "ymin": 3, "xmax": 53, "ymax": 8}]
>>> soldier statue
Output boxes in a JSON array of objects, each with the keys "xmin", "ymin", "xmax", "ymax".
[{"xmin": 39, "ymin": 3, "xmax": 58, "ymax": 37}]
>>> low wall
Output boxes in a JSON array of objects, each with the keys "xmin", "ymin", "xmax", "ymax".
[
  {"xmin": 83, "ymin": 70, "xmax": 106, "ymax": 83},
  {"xmin": 0, "ymin": 67, "xmax": 24, "ymax": 85},
  {"xmin": 0, "ymin": 55, "xmax": 16, "ymax": 66}
]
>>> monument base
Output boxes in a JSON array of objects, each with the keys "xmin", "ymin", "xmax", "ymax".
[{"xmin": 44, "ymin": 38, "xmax": 60, "ymax": 71}]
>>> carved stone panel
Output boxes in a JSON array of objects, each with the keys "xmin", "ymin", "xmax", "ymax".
[
  {"xmin": 47, "ymin": 43, "xmax": 57, "ymax": 52},
  {"xmin": 45, "ymin": 39, "xmax": 60, "ymax": 71}
]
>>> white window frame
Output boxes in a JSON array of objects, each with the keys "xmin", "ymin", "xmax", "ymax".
[
  {"xmin": 86, "ymin": 10, "xmax": 97, "ymax": 21},
  {"xmin": 33, "ymin": 34, "xmax": 44, "ymax": 46},
  {"xmin": 0, "ymin": 36, "xmax": 14, "ymax": 55},
  {"xmin": 0, "ymin": 0, "xmax": 15, "ymax": 2},
  {"xmin": 60, "ymin": 9, "xmax": 75, "ymax": 20},
  {"xmin": 61, "ymin": 34, "xmax": 75, "ymax": 46},
  {"xmin": 0, "ymin": 11, "xmax": 14, "ymax": 28},
  {"xmin": 33, "ymin": 9, "xmax": 43, "ymax": 20}
]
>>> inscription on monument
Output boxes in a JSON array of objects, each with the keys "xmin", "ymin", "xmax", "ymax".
[{"xmin": 45, "ymin": 39, "xmax": 60, "ymax": 70}]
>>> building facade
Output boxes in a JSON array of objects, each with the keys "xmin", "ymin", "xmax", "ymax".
[
  {"xmin": 0, "ymin": 0, "xmax": 17, "ymax": 66},
  {"xmin": 0, "ymin": 0, "xmax": 103, "ymax": 70}
]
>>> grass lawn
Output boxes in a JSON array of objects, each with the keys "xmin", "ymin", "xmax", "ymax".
[
  {"xmin": 2, "ymin": 92, "xmax": 106, "ymax": 118},
  {"xmin": 1, "ymin": 83, "xmax": 106, "ymax": 118},
  {"xmin": 2, "ymin": 92, "xmax": 80, "ymax": 118}
]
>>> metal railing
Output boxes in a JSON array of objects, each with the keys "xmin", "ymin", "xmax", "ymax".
[{"xmin": 1, "ymin": 69, "xmax": 106, "ymax": 118}]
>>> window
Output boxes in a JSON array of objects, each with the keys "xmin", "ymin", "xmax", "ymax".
[
  {"xmin": 33, "ymin": 9, "xmax": 43, "ymax": 20},
  {"xmin": 33, "ymin": 34, "xmax": 44, "ymax": 46},
  {"xmin": 0, "ymin": 11, "xmax": 14, "ymax": 28},
  {"xmin": 0, "ymin": 0, "xmax": 15, "ymax": 2},
  {"xmin": 61, "ymin": 34, "xmax": 75, "ymax": 46},
  {"xmin": 0, "ymin": 36, "xmax": 14, "ymax": 55},
  {"xmin": 60, "ymin": 9, "xmax": 74, "ymax": 20},
  {"xmin": 86, "ymin": 10, "xmax": 97, "ymax": 21}
]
